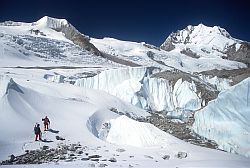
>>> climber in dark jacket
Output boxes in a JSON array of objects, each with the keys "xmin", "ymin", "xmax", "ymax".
[{"xmin": 34, "ymin": 123, "xmax": 41, "ymax": 141}]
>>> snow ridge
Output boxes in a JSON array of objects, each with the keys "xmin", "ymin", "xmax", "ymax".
[{"xmin": 33, "ymin": 16, "xmax": 69, "ymax": 30}]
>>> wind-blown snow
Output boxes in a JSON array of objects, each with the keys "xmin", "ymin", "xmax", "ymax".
[{"xmin": 193, "ymin": 77, "xmax": 250, "ymax": 157}]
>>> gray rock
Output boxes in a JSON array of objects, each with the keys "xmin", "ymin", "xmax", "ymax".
[
  {"xmin": 162, "ymin": 155, "xmax": 170, "ymax": 160},
  {"xmin": 42, "ymin": 146, "xmax": 49, "ymax": 150},
  {"xmin": 56, "ymin": 136, "xmax": 65, "ymax": 140},
  {"xmin": 59, "ymin": 155, "xmax": 66, "ymax": 160},
  {"xmin": 99, "ymin": 163, "xmax": 108, "ymax": 167},
  {"xmin": 77, "ymin": 150, "xmax": 83, "ymax": 154},
  {"xmin": 81, "ymin": 157, "xmax": 89, "ymax": 161},
  {"xmin": 176, "ymin": 152, "xmax": 187, "ymax": 159},
  {"xmin": 89, "ymin": 163, "xmax": 96, "ymax": 167},
  {"xmin": 88, "ymin": 155, "xmax": 102, "ymax": 159},
  {"xmin": 116, "ymin": 148, "xmax": 126, "ymax": 152},
  {"xmin": 109, "ymin": 157, "xmax": 117, "ymax": 162},
  {"xmin": 144, "ymin": 155, "xmax": 153, "ymax": 159},
  {"xmin": 69, "ymin": 153, "xmax": 75, "ymax": 157},
  {"xmin": 9, "ymin": 154, "xmax": 16, "ymax": 162}
]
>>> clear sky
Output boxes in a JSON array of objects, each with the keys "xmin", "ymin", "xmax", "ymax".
[{"xmin": 1, "ymin": 0, "xmax": 249, "ymax": 46}]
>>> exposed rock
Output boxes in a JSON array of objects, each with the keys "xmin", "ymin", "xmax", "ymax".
[
  {"xmin": 225, "ymin": 42, "xmax": 250, "ymax": 67},
  {"xmin": 109, "ymin": 157, "xmax": 117, "ymax": 162},
  {"xmin": 88, "ymin": 155, "xmax": 102, "ymax": 159},
  {"xmin": 42, "ymin": 146, "xmax": 49, "ymax": 150},
  {"xmin": 48, "ymin": 18, "xmax": 101, "ymax": 56},
  {"xmin": 200, "ymin": 68, "xmax": 250, "ymax": 85},
  {"xmin": 116, "ymin": 148, "xmax": 126, "ymax": 152},
  {"xmin": 90, "ymin": 158, "xmax": 99, "ymax": 162},
  {"xmin": 176, "ymin": 152, "xmax": 187, "ymax": 159},
  {"xmin": 162, "ymin": 155, "xmax": 170, "ymax": 160},
  {"xmin": 144, "ymin": 155, "xmax": 153, "ymax": 159},
  {"xmin": 145, "ymin": 113, "xmax": 218, "ymax": 149},
  {"xmin": 77, "ymin": 150, "xmax": 83, "ymax": 154},
  {"xmin": 89, "ymin": 163, "xmax": 96, "ymax": 167},
  {"xmin": 99, "ymin": 163, "xmax": 108, "ymax": 167},
  {"xmin": 180, "ymin": 48, "xmax": 200, "ymax": 58},
  {"xmin": 160, "ymin": 35, "xmax": 176, "ymax": 51},
  {"xmin": 81, "ymin": 157, "xmax": 89, "ymax": 161},
  {"xmin": 9, "ymin": 154, "xmax": 16, "ymax": 162}
]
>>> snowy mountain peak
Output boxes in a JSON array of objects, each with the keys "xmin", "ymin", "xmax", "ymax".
[
  {"xmin": 33, "ymin": 16, "xmax": 101, "ymax": 56},
  {"xmin": 33, "ymin": 16, "xmax": 69, "ymax": 29},
  {"xmin": 163, "ymin": 23, "xmax": 231, "ymax": 46},
  {"xmin": 160, "ymin": 23, "xmax": 235, "ymax": 52}
]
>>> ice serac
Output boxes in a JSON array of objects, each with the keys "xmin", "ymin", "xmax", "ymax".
[
  {"xmin": 75, "ymin": 67, "xmax": 202, "ymax": 113},
  {"xmin": 34, "ymin": 16, "xmax": 101, "ymax": 56},
  {"xmin": 75, "ymin": 67, "xmax": 147, "ymax": 93},
  {"xmin": 192, "ymin": 77, "xmax": 250, "ymax": 157}
]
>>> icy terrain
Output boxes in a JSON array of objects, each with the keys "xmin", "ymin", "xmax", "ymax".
[
  {"xmin": 193, "ymin": 77, "xmax": 250, "ymax": 157},
  {"xmin": 75, "ymin": 67, "xmax": 202, "ymax": 114},
  {"xmin": 91, "ymin": 35, "xmax": 246, "ymax": 72},
  {"xmin": 0, "ymin": 16, "xmax": 250, "ymax": 167},
  {"xmin": 0, "ymin": 16, "xmax": 117, "ymax": 67},
  {"xmin": 0, "ymin": 68, "xmax": 249, "ymax": 168}
]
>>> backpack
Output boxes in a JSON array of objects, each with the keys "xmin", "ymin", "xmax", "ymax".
[{"xmin": 34, "ymin": 126, "xmax": 40, "ymax": 134}]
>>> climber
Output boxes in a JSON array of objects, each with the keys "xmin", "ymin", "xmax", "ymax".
[
  {"xmin": 34, "ymin": 123, "xmax": 42, "ymax": 141},
  {"xmin": 42, "ymin": 116, "xmax": 50, "ymax": 131}
]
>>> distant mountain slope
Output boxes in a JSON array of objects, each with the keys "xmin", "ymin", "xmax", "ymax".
[
  {"xmin": 160, "ymin": 24, "xmax": 250, "ymax": 66},
  {"xmin": 0, "ymin": 16, "xmax": 116, "ymax": 67},
  {"xmin": 91, "ymin": 36, "xmax": 246, "ymax": 72}
]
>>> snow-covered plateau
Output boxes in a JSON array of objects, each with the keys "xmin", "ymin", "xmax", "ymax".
[{"xmin": 0, "ymin": 16, "xmax": 250, "ymax": 167}]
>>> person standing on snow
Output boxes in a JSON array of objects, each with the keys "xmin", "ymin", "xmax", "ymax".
[
  {"xmin": 34, "ymin": 123, "xmax": 42, "ymax": 141},
  {"xmin": 42, "ymin": 116, "xmax": 50, "ymax": 131}
]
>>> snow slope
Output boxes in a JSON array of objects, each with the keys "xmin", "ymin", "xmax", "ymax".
[
  {"xmin": 91, "ymin": 35, "xmax": 246, "ymax": 72},
  {"xmin": 0, "ymin": 17, "xmax": 117, "ymax": 67},
  {"xmin": 1, "ymin": 16, "xmax": 250, "ymax": 167},
  {"xmin": 0, "ymin": 68, "xmax": 249, "ymax": 167},
  {"xmin": 193, "ymin": 77, "xmax": 250, "ymax": 157}
]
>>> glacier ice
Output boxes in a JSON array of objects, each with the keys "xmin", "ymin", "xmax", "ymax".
[
  {"xmin": 75, "ymin": 67, "xmax": 202, "ymax": 115},
  {"xmin": 192, "ymin": 77, "xmax": 250, "ymax": 157}
]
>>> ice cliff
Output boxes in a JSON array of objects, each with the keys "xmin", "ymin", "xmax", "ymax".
[
  {"xmin": 192, "ymin": 77, "xmax": 250, "ymax": 157},
  {"xmin": 75, "ymin": 67, "xmax": 201, "ymax": 115}
]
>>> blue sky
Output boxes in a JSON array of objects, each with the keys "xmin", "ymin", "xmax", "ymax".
[{"xmin": 1, "ymin": 0, "xmax": 249, "ymax": 46}]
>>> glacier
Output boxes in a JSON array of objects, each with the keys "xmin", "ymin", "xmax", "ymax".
[
  {"xmin": 192, "ymin": 77, "xmax": 250, "ymax": 157},
  {"xmin": 75, "ymin": 67, "xmax": 202, "ymax": 115}
]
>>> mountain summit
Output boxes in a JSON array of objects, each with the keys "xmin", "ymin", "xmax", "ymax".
[
  {"xmin": 160, "ymin": 23, "xmax": 234, "ymax": 51},
  {"xmin": 160, "ymin": 24, "xmax": 250, "ymax": 66},
  {"xmin": 34, "ymin": 16, "xmax": 101, "ymax": 56}
]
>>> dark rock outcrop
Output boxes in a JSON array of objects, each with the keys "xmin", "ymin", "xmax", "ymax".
[
  {"xmin": 180, "ymin": 48, "xmax": 200, "ymax": 58},
  {"xmin": 225, "ymin": 42, "xmax": 250, "ymax": 67},
  {"xmin": 52, "ymin": 22, "xmax": 101, "ymax": 56}
]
